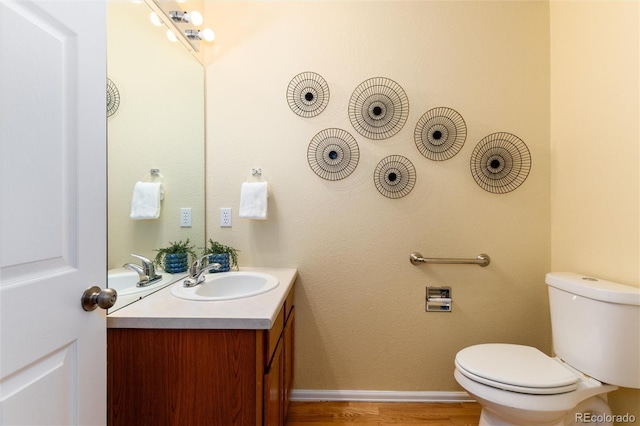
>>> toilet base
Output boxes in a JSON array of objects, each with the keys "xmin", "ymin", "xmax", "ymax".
[{"xmin": 479, "ymin": 406, "xmax": 565, "ymax": 426}]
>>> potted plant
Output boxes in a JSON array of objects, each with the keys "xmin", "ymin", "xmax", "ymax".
[
  {"xmin": 153, "ymin": 239, "xmax": 197, "ymax": 273},
  {"xmin": 202, "ymin": 239, "xmax": 239, "ymax": 272}
]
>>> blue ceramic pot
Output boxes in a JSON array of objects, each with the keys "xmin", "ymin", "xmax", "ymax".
[
  {"xmin": 207, "ymin": 253, "xmax": 231, "ymax": 273},
  {"xmin": 164, "ymin": 253, "xmax": 189, "ymax": 273}
]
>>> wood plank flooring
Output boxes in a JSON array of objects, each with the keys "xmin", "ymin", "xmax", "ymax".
[{"xmin": 285, "ymin": 401, "xmax": 482, "ymax": 425}]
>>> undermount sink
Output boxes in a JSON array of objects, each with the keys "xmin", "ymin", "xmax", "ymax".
[
  {"xmin": 170, "ymin": 271, "xmax": 279, "ymax": 301},
  {"xmin": 108, "ymin": 268, "xmax": 173, "ymax": 296}
]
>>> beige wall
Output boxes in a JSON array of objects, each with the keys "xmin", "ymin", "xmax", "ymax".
[
  {"xmin": 204, "ymin": 1, "xmax": 551, "ymax": 392},
  {"xmin": 107, "ymin": 2, "xmax": 205, "ymax": 270},
  {"xmin": 550, "ymin": 0, "xmax": 640, "ymax": 419}
]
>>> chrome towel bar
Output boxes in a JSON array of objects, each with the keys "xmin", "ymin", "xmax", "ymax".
[{"xmin": 410, "ymin": 252, "xmax": 491, "ymax": 267}]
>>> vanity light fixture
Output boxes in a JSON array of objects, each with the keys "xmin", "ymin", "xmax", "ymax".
[
  {"xmin": 144, "ymin": 0, "xmax": 212, "ymax": 63},
  {"xmin": 169, "ymin": 10, "xmax": 203, "ymax": 26},
  {"xmin": 184, "ymin": 28, "xmax": 215, "ymax": 42}
]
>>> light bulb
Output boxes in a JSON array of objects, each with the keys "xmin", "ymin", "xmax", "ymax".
[
  {"xmin": 169, "ymin": 10, "xmax": 204, "ymax": 26},
  {"xmin": 188, "ymin": 11, "xmax": 203, "ymax": 26},
  {"xmin": 185, "ymin": 29, "xmax": 215, "ymax": 42},
  {"xmin": 200, "ymin": 28, "xmax": 215, "ymax": 42},
  {"xmin": 149, "ymin": 12, "xmax": 163, "ymax": 26},
  {"xmin": 166, "ymin": 29, "xmax": 178, "ymax": 43}
]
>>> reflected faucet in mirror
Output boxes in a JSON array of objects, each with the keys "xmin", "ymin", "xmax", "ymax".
[{"xmin": 123, "ymin": 254, "xmax": 163, "ymax": 287}]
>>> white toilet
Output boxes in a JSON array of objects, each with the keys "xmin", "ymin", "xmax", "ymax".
[{"xmin": 454, "ymin": 272, "xmax": 640, "ymax": 426}]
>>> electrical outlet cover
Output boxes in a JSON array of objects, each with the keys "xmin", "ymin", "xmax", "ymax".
[{"xmin": 220, "ymin": 208, "xmax": 232, "ymax": 227}]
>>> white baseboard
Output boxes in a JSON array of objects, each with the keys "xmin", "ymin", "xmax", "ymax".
[{"xmin": 289, "ymin": 389, "xmax": 475, "ymax": 403}]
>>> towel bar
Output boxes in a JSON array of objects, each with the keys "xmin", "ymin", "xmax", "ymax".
[{"xmin": 410, "ymin": 252, "xmax": 490, "ymax": 267}]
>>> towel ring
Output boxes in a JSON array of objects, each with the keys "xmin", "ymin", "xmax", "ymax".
[
  {"xmin": 141, "ymin": 169, "xmax": 163, "ymax": 183},
  {"xmin": 245, "ymin": 168, "xmax": 266, "ymax": 182}
]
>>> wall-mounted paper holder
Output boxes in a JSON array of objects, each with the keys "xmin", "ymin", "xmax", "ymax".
[{"xmin": 426, "ymin": 287, "xmax": 452, "ymax": 312}]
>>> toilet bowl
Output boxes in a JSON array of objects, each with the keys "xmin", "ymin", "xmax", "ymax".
[
  {"xmin": 454, "ymin": 272, "xmax": 640, "ymax": 426},
  {"xmin": 454, "ymin": 344, "xmax": 617, "ymax": 426}
]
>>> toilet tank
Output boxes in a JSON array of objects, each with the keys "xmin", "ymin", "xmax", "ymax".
[{"xmin": 546, "ymin": 272, "xmax": 640, "ymax": 389}]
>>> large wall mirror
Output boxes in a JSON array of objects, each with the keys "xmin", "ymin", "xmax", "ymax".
[{"xmin": 107, "ymin": 1, "xmax": 205, "ymax": 312}]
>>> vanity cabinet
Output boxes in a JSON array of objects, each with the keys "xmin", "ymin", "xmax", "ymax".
[{"xmin": 107, "ymin": 288, "xmax": 295, "ymax": 426}]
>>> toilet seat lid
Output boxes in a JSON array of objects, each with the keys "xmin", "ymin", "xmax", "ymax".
[{"xmin": 455, "ymin": 344, "xmax": 579, "ymax": 395}]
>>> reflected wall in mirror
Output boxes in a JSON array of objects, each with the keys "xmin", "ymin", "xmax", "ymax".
[{"xmin": 107, "ymin": 1, "xmax": 205, "ymax": 312}]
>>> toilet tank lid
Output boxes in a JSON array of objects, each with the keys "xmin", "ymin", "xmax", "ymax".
[{"xmin": 546, "ymin": 272, "xmax": 640, "ymax": 306}]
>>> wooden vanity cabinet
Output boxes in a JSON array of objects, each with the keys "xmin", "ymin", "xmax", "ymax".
[{"xmin": 107, "ymin": 288, "xmax": 295, "ymax": 426}]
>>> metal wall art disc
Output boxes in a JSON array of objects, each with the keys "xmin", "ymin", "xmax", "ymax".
[
  {"xmin": 349, "ymin": 77, "xmax": 409, "ymax": 140},
  {"xmin": 470, "ymin": 132, "xmax": 532, "ymax": 194},
  {"xmin": 287, "ymin": 72, "xmax": 330, "ymax": 118},
  {"xmin": 414, "ymin": 107, "xmax": 467, "ymax": 161},
  {"xmin": 107, "ymin": 78, "xmax": 120, "ymax": 118},
  {"xmin": 374, "ymin": 155, "xmax": 416, "ymax": 199},
  {"xmin": 307, "ymin": 128, "xmax": 360, "ymax": 181}
]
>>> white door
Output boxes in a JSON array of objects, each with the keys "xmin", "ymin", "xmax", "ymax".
[{"xmin": 0, "ymin": 0, "xmax": 107, "ymax": 424}]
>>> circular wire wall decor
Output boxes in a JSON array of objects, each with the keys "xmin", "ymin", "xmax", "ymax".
[
  {"xmin": 373, "ymin": 155, "xmax": 416, "ymax": 199},
  {"xmin": 307, "ymin": 128, "xmax": 360, "ymax": 181},
  {"xmin": 348, "ymin": 77, "xmax": 409, "ymax": 140},
  {"xmin": 414, "ymin": 107, "xmax": 467, "ymax": 161},
  {"xmin": 470, "ymin": 132, "xmax": 532, "ymax": 194},
  {"xmin": 107, "ymin": 78, "xmax": 120, "ymax": 118},
  {"xmin": 287, "ymin": 72, "xmax": 330, "ymax": 118}
]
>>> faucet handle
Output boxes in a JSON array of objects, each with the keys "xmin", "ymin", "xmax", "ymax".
[
  {"xmin": 189, "ymin": 260, "xmax": 200, "ymax": 278},
  {"xmin": 189, "ymin": 255, "xmax": 211, "ymax": 277},
  {"xmin": 130, "ymin": 253, "xmax": 154, "ymax": 276},
  {"xmin": 130, "ymin": 253, "xmax": 152, "ymax": 264}
]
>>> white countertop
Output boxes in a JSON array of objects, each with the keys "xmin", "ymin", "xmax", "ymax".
[{"xmin": 107, "ymin": 267, "xmax": 297, "ymax": 330}]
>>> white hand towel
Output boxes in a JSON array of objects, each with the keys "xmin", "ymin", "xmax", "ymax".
[
  {"xmin": 130, "ymin": 182, "xmax": 163, "ymax": 220},
  {"xmin": 239, "ymin": 181, "xmax": 268, "ymax": 220}
]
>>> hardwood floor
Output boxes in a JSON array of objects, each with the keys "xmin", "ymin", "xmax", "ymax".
[{"xmin": 285, "ymin": 401, "xmax": 482, "ymax": 425}]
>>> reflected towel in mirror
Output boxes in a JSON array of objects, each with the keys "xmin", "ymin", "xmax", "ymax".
[{"xmin": 130, "ymin": 181, "xmax": 163, "ymax": 220}]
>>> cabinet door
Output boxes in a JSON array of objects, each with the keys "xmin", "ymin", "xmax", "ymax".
[
  {"xmin": 108, "ymin": 329, "xmax": 258, "ymax": 426},
  {"xmin": 263, "ymin": 336, "xmax": 284, "ymax": 426},
  {"xmin": 284, "ymin": 307, "xmax": 295, "ymax": 418}
]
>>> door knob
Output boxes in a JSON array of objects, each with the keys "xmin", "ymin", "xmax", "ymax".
[{"xmin": 81, "ymin": 286, "xmax": 118, "ymax": 311}]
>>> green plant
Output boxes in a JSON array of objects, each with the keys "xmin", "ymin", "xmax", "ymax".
[
  {"xmin": 202, "ymin": 239, "xmax": 239, "ymax": 270},
  {"xmin": 153, "ymin": 239, "xmax": 197, "ymax": 269}
]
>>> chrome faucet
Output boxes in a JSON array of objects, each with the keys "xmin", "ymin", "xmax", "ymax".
[
  {"xmin": 123, "ymin": 253, "xmax": 162, "ymax": 287},
  {"xmin": 183, "ymin": 255, "xmax": 221, "ymax": 287}
]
